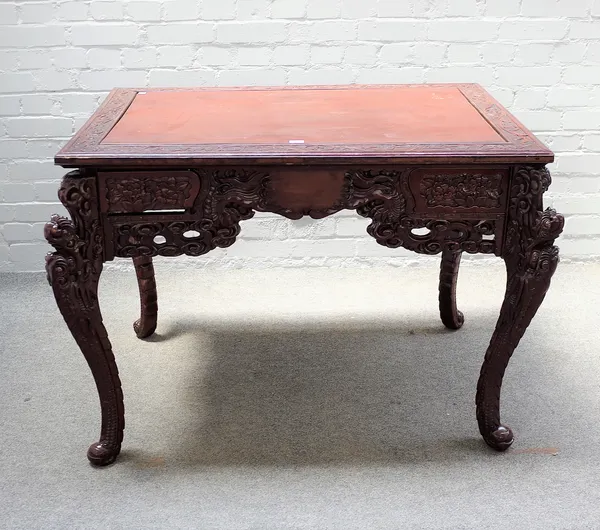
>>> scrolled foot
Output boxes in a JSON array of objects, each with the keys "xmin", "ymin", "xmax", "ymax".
[
  {"xmin": 87, "ymin": 441, "xmax": 121, "ymax": 466},
  {"xmin": 482, "ymin": 425, "xmax": 514, "ymax": 452},
  {"xmin": 133, "ymin": 317, "xmax": 156, "ymax": 339}
]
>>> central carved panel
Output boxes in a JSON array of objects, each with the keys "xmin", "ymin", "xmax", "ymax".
[{"xmin": 103, "ymin": 167, "xmax": 504, "ymax": 259}]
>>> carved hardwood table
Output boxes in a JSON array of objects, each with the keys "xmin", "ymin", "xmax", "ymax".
[{"xmin": 45, "ymin": 84, "xmax": 564, "ymax": 465}]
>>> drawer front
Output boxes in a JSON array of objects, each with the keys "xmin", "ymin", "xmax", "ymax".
[
  {"xmin": 409, "ymin": 167, "xmax": 509, "ymax": 216},
  {"xmin": 99, "ymin": 170, "xmax": 201, "ymax": 214}
]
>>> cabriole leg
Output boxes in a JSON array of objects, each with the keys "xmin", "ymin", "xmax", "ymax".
[
  {"xmin": 476, "ymin": 167, "xmax": 564, "ymax": 451},
  {"xmin": 439, "ymin": 249, "xmax": 464, "ymax": 330},
  {"xmin": 45, "ymin": 174, "xmax": 124, "ymax": 466},
  {"xmin": 133, "ymin": 256, "xmax": 158, "ymax": 339}
]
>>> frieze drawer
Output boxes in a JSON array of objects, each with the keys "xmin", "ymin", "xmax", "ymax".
[
  {"xmin": 99, "ymin": 171, "xmax": 201, "ymax": 214},
  {"xmin": 409, "ymin": 167, "xmax": 509, "ymax": 216}
]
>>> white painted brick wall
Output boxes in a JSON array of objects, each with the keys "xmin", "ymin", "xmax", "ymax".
[{"xmin": 1, "ymin": 0, "xmax": 599, "ymax": 272}]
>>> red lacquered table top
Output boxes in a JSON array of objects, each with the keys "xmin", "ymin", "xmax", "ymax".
[{"xmin": 56, "ymin": 84, "xmax": 553, "ymax": 166}]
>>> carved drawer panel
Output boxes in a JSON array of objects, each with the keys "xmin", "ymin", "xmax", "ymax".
[
  {"xmin": 409, "ymin": 167, "xmax": 509, "ymax": 217},
  {"xmin": 99, "ymin": 171, "xmax": 201, "ymax": 214}
]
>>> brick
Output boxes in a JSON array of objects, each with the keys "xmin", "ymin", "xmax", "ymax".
[
  {"xmin": 569, "ymin": 21, "xmax": 600, "ymax": 39},
  {"xmin": 566, "ymin": 216, "xmax": 600, "ymax": 235},
  {"xmin": 291, "ymin": 239, "xmax": 356, "ymax": 258},
  {"xmin": 52, "ymin": 48, "xmax": 87, "ymax": 69},
  {"xmin": 426, "ymin": 67, "xmax": 495, "ymax": 86},
  {"xmin": 495, "ymin": 67, "xmax": 562, "ymax": 87},
  {"xmin": 0, "ymin": 4, "xmax": 18, "ymax": 24},
  {"xmin": 513, "ymin": 110, "xmax": 562, "ymax": 131},
  {"xmin": 157, "ymin": 46, "xmax": 195, "ymax": 67},
  {"xmin": 218, "ymin": 68, "xmax": 286, "ymax": 86},
  {"xmin": 0, "ymin": 51, "xmax": 18, "ymax": 71},
  {"xmin": 237, "ymin": 47, "xmax": 272, "ymax": 66},
  {"xmin": 310, "ymin": 21, "xmax": 356, "ymax": 41},
  {"xmin": 126, "ymin": 1, "xmax": 161, "ymax": 21},
  {"xmin": 238, "ymin": 0, "xmax": 271, "ymax": 20},
  {"xmin": 20, "ymin": 3, "xmax": 55, "ymax": 23},
  {"xmin": 3, "ymin": 223, "xmax": 33, "ymax": 242},
  {"xmin": 202, "ymin": 0, "xmax": 236, "ymax": 19},
  {"xmin": 481, "ymin": 43, "xmax": 516, "ymax": 64},
  {"xmin": 544, "ymin": 134, "xmax": 582, "ymax": 152},
  {"xmin": 557, "ymin": 155, "xmax": 600, "ymax": 174},
  {"xmin": 554, "ymin": 42, "xmax": 587, "ymax": 64},
  {"xmin": 336, "ymin": 217, "xmax": 370, "ymax": 237},
  {"xmin": 563, "ymin": 111, "xmax": 600, "ymax": 130},
  {"xmin": 9, "ymin": 242, "xmax": 48, "ymax": 264},
  {"xmin": 20, "ymin": 94, "xmax": 58, "ymax": 115},
  {"xmin": 71, "ymin": 24, "xmax": 138, "ymax": 46},
  {"xmin": 548, "ymin": 87, "xmax": 591, "ymax": 108},
  {"xmin": 26, "ymin": 140, "xmax": 64, "ymax": 158},
  {"xmin": 514, "ymin": 89, "xmax": 547, "ymax": 110},
  {"xmin": 0, "ymin": 72, "xmax": 35, "ymax": 93},
  {"xmin": 18, "ymin": 50, "xmax": 52, "ymax": 70},
  {"xmin": 412, "ymin": 43, "xmax": 446, "ymax": 66},
  {"xmin": 217, "ymin": 22, "xmax": 286, "ymax": 44},
  {"xmin": 0, "ymin": 205, "xmax": 16, "ymax": 222},
  {"xmin": 377, "ymin": 0, "xmax": 412, "ymax": 16},
  {"xmin": 355, "ymin": 67, "xmax": 425, "ymax": 84},
  {"xmin": 0, "ymin": 140, "xmax": 28, "ymax": 158},
  {"xmin": 513, "ymin": 43, "xmax": 553, "ymax": 66},
  {"xmin": 431, "ymin": 21, "xmax": 499, "ymax": 42},
  {"xmin": 225, "ymin": 239, "xmax": 293, "ymax": 258},
  {"xmin": 584, "ymin": 135, "xmax": 600, "ymax": 151},
  {"xmin": 447, "ymin": 44, "xmax": 481, "ymax": 64},
  {"xmin": 5, "ymin": 116, "xmax": 71, "ymax": 140},
  {"xmin": 287, "ymin": 67, "xmax": 355, "ymax": 85},
  {"xmin": 56, "ymin": 1, "xmax": 88, "ymax": 20},
  {"xmin": 344, "ymin": 45, "xmax": 378, "ymax": 65},
  {"xmin": 87, "ymin": 48, "xmax": 122, "ymax": 69},
  {"xmin": 33, "ymin": 70, "xmax": 77, "ymax": 91},
  {"xmin": 270, "ymin": 0, "xmax": 306, "ymax": 19},
  {"xmin": 163, "ymin": 0, "xmax": 199, "ymax": 20},
  {"xmin": 485, "ymin": 0, "xmax": 523, "ymax": 16},
  {"xmin": 8, "ymin": 160, "xmax": 64, "ymax": 181},
  {"xmin": 379, "ymin": 43, "xmax": 413, "ymax": 64},
  {"xmin": 123, "ymin": 48, "xmax": 158, "ymax": 68},
  {"xmin": 311, "ymin": 45, "xmax": 344, "ymax": 64},
  {"xmin": 564, "ymin": 66, "xmax": 600, "ymax": 85},
  {"xmin": 197, "ymin": 47, "xmax": 233, "ymax": 66},
  {"xmin": 148, "ymin": 69, "xmax": 216, "ymax": 87},
  {"xmin": 0, "ymin": 26, "xmax": 66, "ymax": 47},
  {"xmin": 557, "ymin": 239, "xmax": 600, "ymax": 256},
  {"xmin": 240, "ymin": 218, "xmax": 289, "ymax": 239},
  {"xmin": 306, "ymin": 0, "xmax": 340, "ymax": 19},
  {"xmin": 0, "ymin": 96, "xmax": 21, "ymax": 117},
  {"xmin": 15, "ymin": 203, "xmax": 66, "ymax": 222},
  {"xmin": 2, "ymin": 185, "xmax": 35, "ymax": 203},
  {"xmin": 35, "ymin": 181, "xmax": 62, "ymax": 201},
  {"xmin": 78, "ymin": 70, "xmax": 147, "ymax": 90},
  {"xmin": 148, "ymin": 24, "xmax": 214, "ymax": 44},
  {"xmin": 500, "ymin": 21, "xmax": 569, "ymax": 41},
  {"xmin": 446, "ymin": 0, "xmax": 482, "ymax": 16},
  {"xmin": 594, "ymin": 0, "xmax": 600, "ymax": 15},
  {"xmin": 288, "ymin": 218, "xmax": 336, "ymax": 238},
  {"xmin": 90, "ymin": 1, "xmax": 124, "ymax": 20},
  {"xmin": 272, "ymin": 45, "xmax": 309, "ymax": 66},
  {"xmin": 359, "ymin": 21, "xmax": 425, "ymax": 42},
  {"xmin": 341, "ymin": 0, "xmax": 374, "ymax": 18}
]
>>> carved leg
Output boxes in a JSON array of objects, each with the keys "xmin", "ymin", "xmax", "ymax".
[
  {"xmin": 476, "ymin": 166, "xmax": 564, "ymax": 451},
  {"xmin": 45, "ymin": 174, "xmax": 124, "ymax": 466},
  {"xmin": 439, "ymin": 249, "xmax": 464, "ymax": 330},
  {"xmin": 133, "ymin": 256, "xmax": 158, "ymax": 339}
]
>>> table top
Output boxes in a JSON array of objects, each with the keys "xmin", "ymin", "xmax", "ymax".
[{"xmin": 56, "ymin": 84, "xmax": 553, "ymax": 167}]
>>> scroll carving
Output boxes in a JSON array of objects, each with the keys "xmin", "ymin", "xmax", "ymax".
[{"xmin": 419, "ymin": 173, "xmax": 503, "ymax": 208}]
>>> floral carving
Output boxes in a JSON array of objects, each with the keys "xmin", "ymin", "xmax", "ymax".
[
  {"xmin": 105, "ymin": 174, "xmax": 197, "ymax": 213},
  {"xmin": 420, "ymin": 173, "xmax": 503, "ymax": 209}
]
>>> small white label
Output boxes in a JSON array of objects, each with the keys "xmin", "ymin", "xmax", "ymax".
[{"xmin": 288, "ymin": 139, "xmax": 305, "ymax": 144}]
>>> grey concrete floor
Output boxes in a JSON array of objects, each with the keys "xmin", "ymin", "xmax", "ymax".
[{"xmin": 1, "ymin": 261, "xmax": 600, "ymax": 529}]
